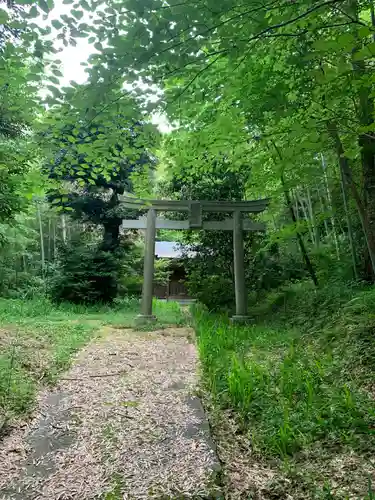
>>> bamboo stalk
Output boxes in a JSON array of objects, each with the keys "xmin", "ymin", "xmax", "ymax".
[
  {"xmin": 321, "ymin": 154, "xmax": 340, "ymax": 259},
  {"xmin": 37, "ymin": 202, "xmax": 45, "ymax": 272}
]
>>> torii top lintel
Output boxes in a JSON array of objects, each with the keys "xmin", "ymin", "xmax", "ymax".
[{"xmin": 120, "ymin": 196, "xmax": 270, "ymax": 214}]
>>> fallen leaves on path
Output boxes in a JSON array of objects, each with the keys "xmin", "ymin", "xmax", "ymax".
[{"xmin": 0, "ymin": 328, "xmax": 220, "ymax": 499}]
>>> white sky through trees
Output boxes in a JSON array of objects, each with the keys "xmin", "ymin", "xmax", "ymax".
[{"xmin": 44, "ymin": 3, "xmax": 170, "ymax": 132}]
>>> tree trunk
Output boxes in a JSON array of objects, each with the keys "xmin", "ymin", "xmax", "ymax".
[
  {"xmin": 281, "ymin": 174, "xmax": 319, "ymax": 286},
  {"xmin": 350, "ymin": 0, "xmax": 375, "ymax": 278},
  {"xmin": 53, "ymin": 220, "xmax": 57, "ymax": 260},
  {"xmin": 327, "ymin": 122, "xmax": 375, "ymax": 277},
  {"xmin": 269, "ymin": 140, "xmax": 319, "ymax": 286},
  {"xmin": 320, "ymin": 154, "xmax": 340, "ymax": 259},
  {"xmin": 306, "ymin": 186, "xmax": 319, "ymax": 248},
  {"xmin": 48, "ymin": 218, "xmax": 51, "ymax": 262},
  {"xmin": 317, "ymin": 184, "xmax": 330, "ymax": 239},
  {"xmin": 359, "ymin": 133, "xmax": 375, "ymax": 278},
  {"xmin": 338, "ymin": 156, "xmax": 358, "ymax": 279},
  {"xmin": 61, "ymin": 215, "xmax": 67, "ymax": 243},
  {"xmin": 101, "ymin": 191, "xmax": 123, "ymax": 252},
  {"xmin": 37, "ymin": 203, "xmax": 45, "ymax": 273},
  {"xmin": 102, "ymin": 220, "xmax": 121, "ymax": 252},
  {"xmin": 292, "ymin": 189, "xmax": 300, "ymax": 222},
  {"xmin": 22, "ymin": 254, "xmax": 27, "ymax": 273},
  {"xmin": 298, "ymin": 192, "xmax": 315, "ymax": 244}
]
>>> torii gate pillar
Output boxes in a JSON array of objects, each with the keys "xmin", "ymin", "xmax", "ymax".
[
  {"xmin": 232, "ymin": 210, "xmax": 249, "ymax": 323},
  {"xmin": 139, "ymin": 208, "xmax": 157, "ymax": 322}
]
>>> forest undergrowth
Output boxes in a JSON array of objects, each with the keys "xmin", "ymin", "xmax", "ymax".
[{"xmin": 193, "ymin": 281, "xmax": 375, "ymax": 499}]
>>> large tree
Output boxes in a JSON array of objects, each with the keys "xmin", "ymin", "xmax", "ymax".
[
  {"xmin": 92, "ymin": 0, "xmax": 374, "ymax": 278},
  {"xmin": 47, "ymin": 101, "xmax": 158, "ymax": 252},
  {"xmin": 44, "ymin": 83, "xmax": 158, "ymax": 303}
]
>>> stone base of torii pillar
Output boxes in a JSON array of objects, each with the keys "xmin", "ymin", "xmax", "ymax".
[
  {"xmin": 135, "ymin": 314, "xmax": 157, "ymax": 326},
  {"xmin": 230, "ymin": 315, "xmax": 254, "ymax": 325}
]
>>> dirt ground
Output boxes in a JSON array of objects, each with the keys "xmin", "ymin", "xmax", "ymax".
[{"xmin": 0, "ymin": 327, "xmax": 220, "ymax": 499}]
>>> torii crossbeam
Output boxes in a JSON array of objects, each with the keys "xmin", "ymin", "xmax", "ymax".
[{"xmin": 121, "ymin": 196, "xmax": 269, "ymax": 324}]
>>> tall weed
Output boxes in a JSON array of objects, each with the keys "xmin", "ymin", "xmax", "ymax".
[{"xmin": 192, "ymin": 284, "xmax": 375, "ymax": 459}]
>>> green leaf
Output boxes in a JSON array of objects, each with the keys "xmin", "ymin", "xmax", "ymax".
[
  {"xmin": 352, "ymin": 44, "xmax": 375, "ymax": 60},
  {"xmin": 47, "ymin": 84, "xmax": 61, "ymax": 96},
  {"xmin": 49, "ymin": 75, "xmax": 60, "ymax": 84},
  {"xmin": 358, "ymin": 26, "xmax": 373, "ymax": 38},
  {"xmin": 0, "ymin": 9, "xmax": 9, "ymax": 23},
  {"xmin": 52, "ymin": 19, "xmax": 63, "ymax": 30},
  {"xmin": 337, "ymin": 33, "xmax": 355, "ymax": 49},
  {"xmin": 71, "ymin": 9, "xmax": 84, "ymax": 20},
  {"xmin": 28, "ymin": 6, "xmax": 39, "ymax": 18},
  {"xmin": 38, "ymin": 0, "xmax": 53, "ymax": 13},
  {"xmin": 27, "ymin": 73, "xmax": 42, "ymax": 81}
]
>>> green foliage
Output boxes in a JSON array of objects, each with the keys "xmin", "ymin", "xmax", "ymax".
[
  {"xmin": 250, "ymin": 243, "xmax": 308, "ymax": 293},
  {"xmin": 117, "ymin": 0, "xmax": 375, "ymax": 281},
  {"xmin": 160, "ymin": 165, "xmax": 256, "ymax": 310},
  {"xmin": 187, "ymin": 272, "xmax": 234, "ymax": 311},
  {"xmin": 159, "ymin": 159, "xmax": 315, "ymax": 307},
  {"xmin": 42, "ymin": 100, "xmax": 158, "ymax": 305},
  {"xmin": 1, "ymin": 1, "xmax": 375, "ymax": 496},
  {"xmin": 49, "ymin": 237, "xmax": 123, "ymax": 304},
  {"xmin": 0, "ymin": 307, "xmax": 97, "ymax": 426},
  {"xmin": 46, "ymin": 106, "xmax": 158, "ymax": 250},
  {"xmin": 0, "ymin": 210, "xmax": 45, "ymax": 297},
  {"xmin": 154, "ymin": 258, "xmax": 172, "ymax": 286},
  {"xmin": 0, "ymin": 60, "xmax": 42, "ymax": 222},
  {"xmin": 193, "ymin": 282, "xmax": 375, "ymax": 460}
]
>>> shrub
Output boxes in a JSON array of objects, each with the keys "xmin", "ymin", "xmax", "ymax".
[
  {"xmin": 187, "ymin": 271, "xmax": 234, "ymax": 311},
  {"xmin": 0, "ymin": 269, "xmax": 45, "ymax": 299},
  {"xmin": 49, "ymin": 239, "xmax": 121, "ymax": 304}
]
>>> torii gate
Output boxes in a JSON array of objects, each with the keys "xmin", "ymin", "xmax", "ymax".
[{"xmin": 121, "ymin": 197, "xmax": 269, "ymax": 324}]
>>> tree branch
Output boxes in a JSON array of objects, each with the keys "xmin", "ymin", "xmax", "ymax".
[
  {"xmin": 243, "ymin": 0, "xmax": 346, "ymax": 44},
  {"xmin": 152, "ymin": 0, "xmax": 218, "ymax": 13},
  {"xmin": 153, "ymin": 0, "xmax": 280, "ymax": 57},
  {"xmin": 335, "ymin": 5, "xmax": 369, "ymax": 27},
  {"xmin": 169, "ymin": 54, "xmax": 224, "ymax": 105},
  {"xmin": 159, "ymin": 48, "xmax": 228, "ymax": 79}
]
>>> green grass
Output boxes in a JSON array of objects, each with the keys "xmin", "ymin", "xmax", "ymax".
[
  {"xmin": 0, "ymin": 296, "xmax": 185, "ymax": 328},
  {"xmin": 0, "ymin": 296, "xmax": 185, "ymax": 429},
  {"xmin": 192, "ymin": 282, "xmax": 375, "ymax": 496}
]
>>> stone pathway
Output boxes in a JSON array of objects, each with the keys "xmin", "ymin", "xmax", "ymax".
[{"xmin": 0, "ymin": 328, "xmax": 220, "ymax": 499}]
